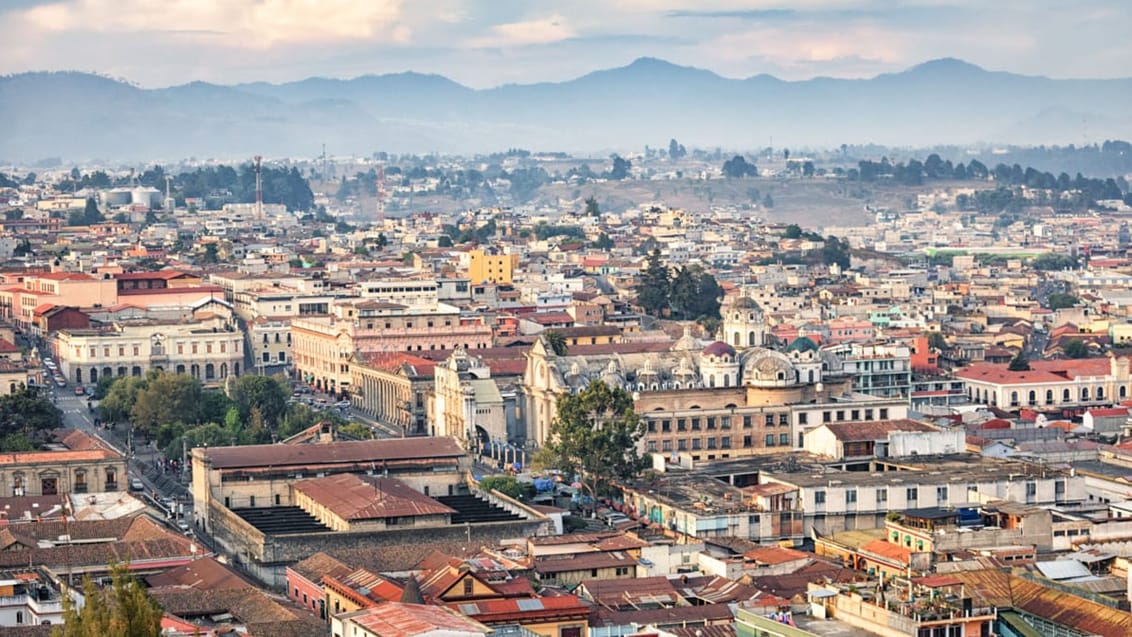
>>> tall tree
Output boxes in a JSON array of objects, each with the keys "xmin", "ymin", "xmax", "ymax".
[
  {"xmin": 584, "ymin": 196, "xmax": 601, "ymax": 217},
  {"xmin": 544, "ymin": 331, "xmax": 568, "ymax": 356},
  {"xmin": 636, "ymin": 249, "xmax": 670, "ymax": 317},
  {"xmin": 130, "ymin": 372, "xmax": 203, "ymax": 436},
  {"xmin": 534, "ymin": 380, "xmax": 646, "ymax": 515},
  {"xmin": 229, "ymin": 374, "xmax": 290, "ymax": 430},
  {"xmin": 54, "ymin": 562, "xmax": 163, "ymax": 637}
]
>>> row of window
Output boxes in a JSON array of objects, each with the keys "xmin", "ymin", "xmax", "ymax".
[
  {"xmin": 79, "ymin": 341, "xmax": 236, "ymax": 358},
  {"xmin": 646, "ymin": 433, "xmax": 791, "ymax": 453}
]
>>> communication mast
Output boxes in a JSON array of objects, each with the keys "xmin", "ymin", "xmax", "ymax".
[
  {"xmin": 376, "ymin": 162, "xmax": 386, "ymax": 226},
  {"xmin": 253, "ymin": 155, "xmax": 264, "ymax": 221}
]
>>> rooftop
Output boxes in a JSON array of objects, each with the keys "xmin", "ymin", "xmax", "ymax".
[
  {"xmin": 293, "ymin": 475, "xmax": 455, "ymax": 522},
  {"xmin": 198, "ymin": 437, "xmax": 464, "ymax": 470}
]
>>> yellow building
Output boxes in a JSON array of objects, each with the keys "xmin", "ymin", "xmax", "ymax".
[{"xmin": 468, "ymin": 249, "xmax": 519, "ymax": 285}]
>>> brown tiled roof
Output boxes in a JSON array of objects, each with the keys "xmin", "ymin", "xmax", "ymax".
[
  {"xmin": 201, "ymin": 437, "xmax": 464, "ymax": 470},
  {"xmin": 293, "ymin": 475, "xmax": 455, "ymax": 521},
  {"xmin": 748, "ymin": 560, "xmax": 855, "ymax": 599},
  {"xmin": 591, "ymin": 603, "xmax": 734, "ymax": 628},
  {"xmin": 822, "ymin": 419, "xmax": 937, "ymax": 442},
  {"xmin": 150, "ymin": 586, "xmax": 326, "ymax": 637},
  {"xmin": 289, "ymin": 551, "xmax": 353, "ymax": 585},
  {"xmin": 324, "ymin": 543, "xmax": 483, "ymax": 575},
  {"xmin": 535, "ymin": 552, "xmax": 636, "ymax": 574},
  {"xmin": 146, "ymin": 556, "xmax": 255, "ymax": 590}
]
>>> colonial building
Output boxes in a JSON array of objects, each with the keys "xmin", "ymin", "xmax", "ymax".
[
  {"xmin": 522, "ymin": 331, "xmax": 907, "ymax": 458},
  {"xmin": 434, "ymin": 348, "xmax": 508, "ymax": 446},
  {"xmin": 0, "ymin": 430, "xmax": 126, "ymax": 498},
  {"xmin": 720, "ymin": 294, "xmax": 768, "ymax": 349},
  {"xmin": 292, "ymin": 299, "xmax": 493, "ymax": 397},
  {"xmin": 954, "ymin": 355, "xmax": 1132, "ymax": 414},
  {"xmin": 52, "ymin": 312, "xmax": 243, "ymax": 386},
  {"xmin": 350, "ymin": 351, "xmax": 436, "ymax": 435}
]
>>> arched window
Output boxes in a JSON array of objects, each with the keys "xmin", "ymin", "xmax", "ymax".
[
  {"xmin": 117, "ymin": 366, "xmax": 127, "ymax": 377},
  {"xmin": 776, "ymin": 371, "xmax": 785, "ymax": 381},
  {"xmin": 733, "ymin": 332, "xmax": 741, "ymax": 347},
  {"xmin": 74, "ymin": 368, "xmax": 82, "ymax": 384},
  {"xmin": 709, "ymin": 375, "xmax": 716, "ymax": 388},
  {"xmin": 1063, "ymin": 388, "xmax": 1071, "ymax": 402},
  {"xmin": 131, "ymin": 366, "xmax": 142, "ymax": 377},
  {"xmin": 1010, "ymin": 391, "xmax": 1019, "ymax": 406},
  {"xmin": 1122, "ymin": 386, "xmax": 1128, "ymax": 399},
  {"xmin": 1082, "ymin": 387, "xmax": 1090, "ymax": 401},
  {"xmin": 1097, "ymin": 387, "xmax": 1104, "ymax": 400},
  {"xmin": 748, "ymin": 331, "xmax": 756, "ymax": 346},
  {"xmin": 176, "ymin": 364, "xmax": 186, "ymax": 374},
  {"xmin": 723, "ymin": 375, "xmax": 730, "ymax": 388},
  {"xmin": 1027, "ymin": 390, "xmax": 1036, "ymax": 405},
  {"xmin": 1046, "ymin": 390, "xmax": 1053, "ymax": 404},
  {"xmin": 89, "ymin": 368, "xmax": 98, "ymax": 384}
]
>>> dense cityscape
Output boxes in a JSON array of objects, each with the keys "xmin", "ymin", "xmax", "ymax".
[{"xmin": 3, "ymin": 3, "xmax": 1132, "ymax": 637}]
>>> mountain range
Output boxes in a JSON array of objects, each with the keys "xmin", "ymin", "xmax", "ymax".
[{"xmin": 2, "ymin": 58, "xmax": 1131, "ymax": 163}]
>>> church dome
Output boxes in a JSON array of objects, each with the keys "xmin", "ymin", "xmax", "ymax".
[
  {"xmin": 742, "ymin": 348, "xmax": 796, "ymax": 386},
  {"xmin": 786, "ymin": 336, "xmax": 820, "ymax": 353},
  {"xmin": 702, "ymin": 341, "xmax": 736, "ymax": 358}
]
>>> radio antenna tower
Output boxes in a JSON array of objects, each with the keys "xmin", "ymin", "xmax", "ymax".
[
  {"xmin": 376, "ymin": 162, "xmax": 386, "ymax": 226},
  {"xmin": 253, "ymin": 155, "xmax": 264, "ymax": 221}
]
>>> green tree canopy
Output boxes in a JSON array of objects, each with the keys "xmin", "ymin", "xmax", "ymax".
[
  {"xmin": 533, "ymin": 380, "xmax": 646, "ymax": 513},
  {"xmin": 1007, "ymin": 351, "xmax": 1031, "ymax": 371},
  {"xmin": 544, "ymin": 331, "xmax": 568, "ymax": 356},
  {"xmin": 0, "ymin": 387, "xmax": 63, "ymax": 450},
  {"xmin": 1047, "ymin": 293, "xmax": 1079, "ymax": 310},
  {"xmin": 636, "ymin": 248, "xmax": 670, "ymax": 317},
  {"xmin": 229, "ymin": 374, "xmax": 290, "ymax": 431},
  {"xmin": 54, "ymin": 562, "xmax": 163, "ymax": 637},
  {"xmin": 1063, "ymin": 339, "xmax": 1090, "ymax": 359},
  {"xmin": 584, "ymin": 196, "xmax": 601, "ymax": 217},
  {"xmin": 722, "ymin": 155, "xmax": 758, "ymax": 178}
]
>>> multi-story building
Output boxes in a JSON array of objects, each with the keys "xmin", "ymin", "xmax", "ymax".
[
  {"xmin": 522, "ymin": 334, "xmax": 907, "ymax": 457},
  {"xmin": 350, "ymin": 351, "xmax": 436, "ymax": 435},
  {"xmin": 0, "ymin": 430, "xmax": 126, "ymax": 498},
  {"xmin": 247, "ymin": 316, "xmax": 292, "ymax": 376},
  {"xmin": 292, "ymin": 299, "xmax": 492, "ymax": 397},
  {"xmin": 955, "ymin": 355, "xmax": 1132, "ymax": 414},
  {"xmin": 434, "ymin": 348, "xmax": 507, "ymax": 446},
  {"xmin": 468, "ymin": 248, "xmax": 519, "ymax": 285},
  {"xmin": 823, "ymin": 342, "xmax": 912, "ymax": 400},
  {"xmin": 52, "ymin": 313, "xmax": 244, "ymax": 386}
]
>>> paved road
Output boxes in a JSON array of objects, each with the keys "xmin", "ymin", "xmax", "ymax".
[{"xmin": 50, "ymin": 387, "xmax": 200, "ymax": 540}]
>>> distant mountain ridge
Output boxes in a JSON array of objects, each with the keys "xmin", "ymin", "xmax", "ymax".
[{"xmin": 2, "ymin": 58, "xmax": 1131, "ymax": 163}]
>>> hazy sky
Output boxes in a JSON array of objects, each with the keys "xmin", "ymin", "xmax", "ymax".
[{"xmin": 1, "ymin": 0, "xmax": 1128, "ymax": 87}]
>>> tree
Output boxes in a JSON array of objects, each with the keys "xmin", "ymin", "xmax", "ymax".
[
  {"xmin": 479, "ymin": 475, "xmax": 536, "ymax": 501},
  {"xmin": 636, "ymin": 249, "xmax": 670, "ymax": 317},
  {"xmin": 608, "ymin": 155, "xmax": 631, "ymax": 180},
  {"xmin": 0, "ymin": 387, "xmax": 63, "ymax": 450},
  {"xmin": 1047, "ymin": 293, "xmax": 1079, "ymax": 310},
  {"xmin": 130, "ymin": 372, "xmax": 203, "ymax": 437},
  {"xmin": 722, "ymin": 155, "xmax": 757, "ymax": 178},
  {"xmin": 230, "ymin": 374, "xmax": 290, "ymax": 432},
  {"xmin": 54, "ymin": 562, "xmax": 163, "ymax": 637},
  {"xmin": 783, "ymin": 224, "xmax": 803, "ymax": 239},
  {"xmin": 544, "ymin": 331, "xmax": 568, "ymax": 356},
  {"xmin": 533, "ymin": 381, "xmax": 646, "ymax": 515},
  {"xmin": 1063, "ymin": 339, "xmax": 1090, "ymax": 359},
  {"xmin": 99, "ymin": 376, "xmax": 148, "ymax": 424},
  {"xmin": 584, "ymin": 196, "xmax": 600, "ymax": 217},
  {"xmin": 927, "ymin": 332, "xmax": 948, "ymax": 351},
  {"xmin": 591, "ymin": 233, "xmax": 614, "ymax": 251},
  {"xmin": 668, "ymin": 138, "xmax": 686, "ymax": 159},
  {"xmin": 1007, "ymin": 352, "xmax": 1031, "ymax": 371}
]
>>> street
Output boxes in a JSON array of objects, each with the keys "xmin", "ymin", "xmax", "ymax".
[{"xmin": 50, "ymin": 386, "xmax": 201, "ymax": 541}]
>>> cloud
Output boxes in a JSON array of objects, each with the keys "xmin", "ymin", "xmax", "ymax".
[
  {"xmin": 468, "ymin": 14, "xmax": 574, "ymax": 48},
  {"xmin": 14, "ymin": 0, "xmax": 407, "ymax": 48}
]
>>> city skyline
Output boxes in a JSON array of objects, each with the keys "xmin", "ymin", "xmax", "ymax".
[{"xmin": 1, "ymin": 0, "xmax": 1128, "ymax": 88}]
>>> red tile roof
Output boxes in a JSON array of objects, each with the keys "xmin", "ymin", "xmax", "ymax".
[
  {"xmin": 201, "ymin": 437, "xmax": 464, "ymax": 470},
  {"xmin": 293, "ymin": 475, "xmax": 455, "ymax": 521},
  {"xmin": 342, "ymin": 602, "xmax": 491, "ymax": 637},
  {"xmin": 822, "ymin": 419, "xmax": 937, "ymax": 442},
  {"xmin": 955, "ymin": 357, "xmax": 1120, "ymax": 385}
]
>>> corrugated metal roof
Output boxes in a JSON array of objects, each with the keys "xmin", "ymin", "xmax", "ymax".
[{"xmin": 1034, "ymin": 559, "xmax": 1091, "ymax": 581}]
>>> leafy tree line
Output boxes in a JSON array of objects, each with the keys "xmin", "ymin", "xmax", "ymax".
[
  {"xmin": 66, "ymin": 197, "xmax": 104, "ymax": 226},
  {"xmin": 637, "ymin": 249, "xmax": 723, "ymax": 320},
  {"xmin": 848, "ymin": 154, "xmax": 1124, "ymax": 208},
  {"xmin": 98, "ymin": 372, "xmax": 331, "ymax": 457},
  {"xmin": 175, "ymin": 163, "xmax": 314, "ymax": 211},
  {"xmin": 721, "ymin": 155, "xmax": 758, "ymax": 178}
]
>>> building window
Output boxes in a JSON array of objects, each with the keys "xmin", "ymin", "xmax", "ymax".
[
  {"xmin": 743, "ymin": 435, "xmax": 752, "ymax": 448},
  {"xmin": 845, "ymin": 490, "xmax": 857, "ymax": 505},
  {"xmin": 799, "ymin": 413, "xmax": 808, "ymax": 425},
  {"xmin": 691, "ymin": 438, "xmax": 701, "ymax": 450},
  {"xmin": 463, "ymin": 578, "xmax": 474, "ymax": 596},
  {"xmin": 662, "ymin": 440, "xmax": 672, "ymax": 452},
  {"xmin": 814, "ymin": 490, "xmax": 826, "ymax": 505},
  {"xmin": 721, "ymin": 436, "xmax": 731, "ymax": 449},
  {"xmin": 677, "ymin": 418, "xmax": 687, "ymax": 431},
  {"xmin": 836, "ymin": 410, "xmax": 845, "ymax": 421},
  {"xmin": 765, "ymin": 414, "xmax": 774, "ymax": 426},
  {"xmin": 906, "ymin": 487, "xmax": 918, "ymax": 502},
  {"xmin": 879, "ymin": 408, "xmax": 888, "ymax": 419},
  {"xmin": 646, "ymin": 441, "xmax": 657, "ymax": 453},
  {"xmin": 864, "ymin": 409, "xmax": 874, "ymax": 420},
  {"xmin": 706, "ymin": 417, "xmax": 715, "ymax": 430},
  {"xmin": 937, "ymin": 486, "xmax": 949, "ymax": 502},
  {"xmin": 707, "ymin": 437, "xmax": 716, "ymax": 449},
  {"xmin": 677, "ymin": 439, "xmax": 687, "ymax": 451},
  {"xmin": 765, "ymin": 434, "xmax": 775, "ymax": 446},
  {"xmin": 779, "ymin": 413, "xmax": 789, "ymax": 425},
  {"xmin": 743, "ymin": 415, "xmax": 752, "ymax": 428},
  {"xmin": 876, "ymin": 488, "xmax": 887, "ymax": 504},
  {"xmin": 779, "ymin": 433, "xmax": 789, "ymax": 446}
]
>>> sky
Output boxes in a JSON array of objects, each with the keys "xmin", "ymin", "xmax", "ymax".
[{"xmin": 0, "ymin": 0, "xmax": 1128, "ymax": 88}]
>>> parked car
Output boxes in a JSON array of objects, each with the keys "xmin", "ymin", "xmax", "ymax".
[
  {"xmin": 335, "ymin": 400, "xmax": 351, "ymax": 410},
  {"xmin": 74, "ymin": 385, "xmax": 85, "ymax": 396},
  {"xmin": 129, "ymin": 479, "xmax": 144, "ymax": 492}
]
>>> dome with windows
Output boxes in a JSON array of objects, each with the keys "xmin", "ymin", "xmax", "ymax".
[
  {"xmin": 702, "ymin": 341, "xmax": 736, "ymax": 360},
  {"xmin": 741, "ymin": 348, "xmax": 797, "ymax": 387}
]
